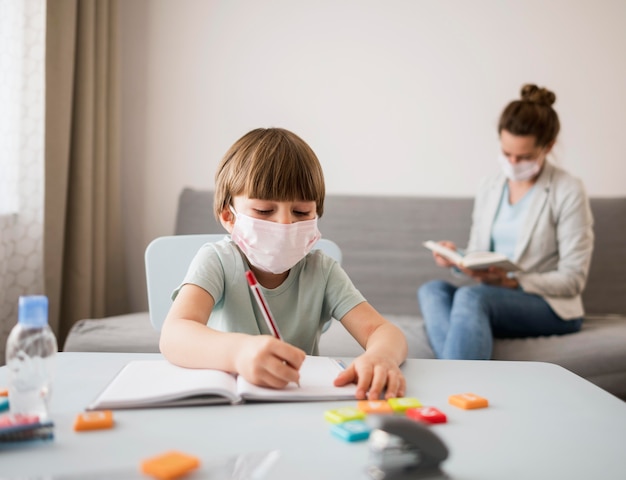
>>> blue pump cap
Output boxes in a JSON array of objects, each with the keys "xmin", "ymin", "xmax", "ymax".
[{"xmin": 18, "ymin": 295, "xmax": 49, "ymax": 328}]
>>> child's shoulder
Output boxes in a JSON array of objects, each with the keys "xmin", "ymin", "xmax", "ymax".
[
  {"xmin": 303, "ymin": 248, "xmax": 341, "ymax": 274},
  {"xmin": 194, "ymin": 235, "xmax": 238, "ymax": 262},
  {"xmin": 307, "ymin": 247, "xmax": 338, "ymax": 261}
]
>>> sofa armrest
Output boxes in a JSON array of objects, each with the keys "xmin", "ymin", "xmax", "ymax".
[{"xmin": 63, "ymin": 312, "xmax": 159, "ymax": 353}]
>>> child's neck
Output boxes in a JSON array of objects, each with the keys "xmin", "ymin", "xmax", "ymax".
[{"xmin": 251, "ymin": 267, "xmax": 289, "ymax": 289}]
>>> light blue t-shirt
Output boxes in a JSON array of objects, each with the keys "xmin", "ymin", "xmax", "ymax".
[
  {"xmin": 490, "ymin": 183, "xmax": 536, "ymax": 259},
  {"xmin": 172, "ymin": 237, "xmax": 366, "ymax": 355}
]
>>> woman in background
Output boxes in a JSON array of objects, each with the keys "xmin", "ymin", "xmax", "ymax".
[{"xmin": 418, "ymin": 84, "xmax": 594, "ymax": 360}]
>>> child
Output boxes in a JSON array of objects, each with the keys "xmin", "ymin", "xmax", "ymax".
[{"xmin": 160, "ymin": 127, "xmax": 407, "ymax": 400}]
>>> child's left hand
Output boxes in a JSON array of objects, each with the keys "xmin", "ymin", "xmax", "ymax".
[{"xmin": 333, "ymin": 353, "xmax": 406, "ymax": 400}]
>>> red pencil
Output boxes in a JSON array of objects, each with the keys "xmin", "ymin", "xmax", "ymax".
[
  {"xmin": 245, "ymin": 270, "xmax": 300, "ymax": 388},
  {"xmin": 245, "ymin": 270, "xmax": 282, "ymax": 339}
]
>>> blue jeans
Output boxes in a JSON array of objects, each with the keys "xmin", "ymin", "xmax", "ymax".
[{"xmin": 417, "ymin": 280, "xmax": 583, "ymax": 360}]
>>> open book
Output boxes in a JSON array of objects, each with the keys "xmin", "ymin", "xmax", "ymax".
[
  {"xmin": 423, "ymin": 241, "xmax": 523, "ymax": 272},
  {"xmin": 87, "ymin": 356, "xmax": 356, "ymax": 410}
]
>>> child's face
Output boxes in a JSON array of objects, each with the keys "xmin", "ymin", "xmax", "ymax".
[{"xmin": 221, "ymin": 195, "xmax": 317, "ymax": 231}]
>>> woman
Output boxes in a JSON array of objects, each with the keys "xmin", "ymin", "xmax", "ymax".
[{"xmin": 418, "ymin": 84, "xmax": 594, "ymax": 360}]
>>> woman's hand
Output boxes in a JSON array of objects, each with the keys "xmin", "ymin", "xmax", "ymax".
[
  {"xmin": 467, "ymin": 267, "xmax": 520, "ymax": 289},
  {"xmin": 432, "ymin": 240, "xmax": 458, "ymax": 268},
  {"xmin": 333, "ymin": 352, "xmax": 406, "ymax": 400},
  {"xmin": 234, "ymin": 335, "xmax": 306, "ymax": 389}
]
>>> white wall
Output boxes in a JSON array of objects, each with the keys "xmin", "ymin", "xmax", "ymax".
[{"xmin": 120, "ymin": 0, "xmax": 626, "ymax": 311}]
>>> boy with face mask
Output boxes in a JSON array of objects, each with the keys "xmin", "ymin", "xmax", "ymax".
[{"xmin": 160, "ymin": 128, "xmax": 407, "ymax": 400}]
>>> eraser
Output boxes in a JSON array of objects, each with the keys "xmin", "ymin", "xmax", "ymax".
[
  {"xmin": 387, "ymin": 397, "xmax": 422, "ymax": 412},
  {"xmin": 357, "ymin": 400, "xmax": 394, "ymax": 415},
  {"xmin": 406, "ymin": 406, "xmax": 447, "ymax": 424},
  {"xmin": 140, "ymin": 450, "xmax": 200, "ymax": 480},
  {"xmin": 324, "ymin": 406, "xmax": 366, "ymax": 424},
  {"xmin": 330, "ymin": 420, "xmax": 371, "ymax": 442},
  {"xmin": 0, "ymin": 388, "xmax": 8, "ymax": 397},
  {"xmin": 449, "ymin": 393, "xmax": 489, "ymax": 410},
  {"xmin": 73, "ymin": 410, "xmax": 114, "ymax": 431}
]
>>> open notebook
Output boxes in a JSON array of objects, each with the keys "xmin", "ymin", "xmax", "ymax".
[{"xmin": 88, "ymin": 356, "xmax": 356, "ymax": 410}]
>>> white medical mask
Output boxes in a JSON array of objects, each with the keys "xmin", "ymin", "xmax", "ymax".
[
  {"xmin": 498, "ymin": 152, "xmax": 542, "ymax": 182},
  {"xmin": 230, "ymin": 208, "xmax": 321, "ymax": 274}
]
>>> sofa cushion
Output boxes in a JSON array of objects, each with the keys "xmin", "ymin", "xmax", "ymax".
[
  {"xmin": 582, "ymin": 198, "xmax": 626, "ymax": 315},
  {"xmin": 492, "ymin": 314, "xmax": 626, "ymax": 399}
]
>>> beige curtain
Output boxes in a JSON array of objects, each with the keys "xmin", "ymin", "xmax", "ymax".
[{"xmin": 45, "ymin": 0, "xmax": 128, "ymax": 346}]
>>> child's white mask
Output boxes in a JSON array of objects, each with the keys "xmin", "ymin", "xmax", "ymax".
[
  {"xmin": 498, "ymin": 152, "xmax": 542, "ymax": 182},
  {"xmin": 230, "ymin": 207, "xmax": 321, "ymax": 274}
]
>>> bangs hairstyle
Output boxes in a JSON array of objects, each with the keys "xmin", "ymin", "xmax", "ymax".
[{"xmin": 214, "ymin": 128, "xmax": 325, "ymax": 219}]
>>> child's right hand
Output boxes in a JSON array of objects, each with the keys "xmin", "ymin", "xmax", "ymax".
[{"xmin": 234, "ymin": 335, "xmax": 306, "ymax": 389}]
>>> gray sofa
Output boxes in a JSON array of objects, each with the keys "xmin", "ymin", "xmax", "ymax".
[{"xmin": 64, "ymin": 188, "xmax": 626, "ymax": 399}]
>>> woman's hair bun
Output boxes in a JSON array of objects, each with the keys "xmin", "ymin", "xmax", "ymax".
[
  {"xmin": 499, "ymin": 84, "xmax": 560, "ymax": 146},
  {"xmin": 520, "ymin": 84, "xmax": 556, "ymax": 107}
]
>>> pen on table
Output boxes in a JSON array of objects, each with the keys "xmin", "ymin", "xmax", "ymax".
[{"xmin": 245, "ymin": 270, "xmax": 300, "ymax": 387}]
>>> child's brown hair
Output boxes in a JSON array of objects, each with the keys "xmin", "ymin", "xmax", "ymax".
[{"xmin": 214, "ymin": 128, "xmax": 325, "ymax": 219}]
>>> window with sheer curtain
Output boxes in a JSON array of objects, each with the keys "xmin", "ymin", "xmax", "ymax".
[{"xmin": 0, "ymin": 0, "xmax": 45, "ymax": 363}]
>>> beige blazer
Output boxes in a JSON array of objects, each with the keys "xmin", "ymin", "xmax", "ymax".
[{"xmin": 466, "ymin": 161, "xmax": 594, "ymax": 320}]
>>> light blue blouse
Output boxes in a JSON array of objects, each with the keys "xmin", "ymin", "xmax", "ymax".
[{"xmin": 490, "ymin": 183, "xmax": 536, "ymax": 259}]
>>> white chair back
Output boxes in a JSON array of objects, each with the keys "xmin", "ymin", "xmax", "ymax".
[{"xmin": 145, "ymin": 234, "xmax": 342, "ymax": 331}]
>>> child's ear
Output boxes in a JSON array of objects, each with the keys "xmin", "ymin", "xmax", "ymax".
[{"xmin": 219, "ymin": 208, "xmax": 235, "ymax": 233}]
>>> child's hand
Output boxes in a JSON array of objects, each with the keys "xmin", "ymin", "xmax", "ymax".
[
  {"xmin": 234, "ymin": 335, "xmax": 306, "ymax": 389},
  {"xmin": 333, "ymin": 353, "xmax": 406, "ymax": 400}
]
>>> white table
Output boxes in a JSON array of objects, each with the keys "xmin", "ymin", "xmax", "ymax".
[{"xmin": 1, "ymin": 353, "xmax": 625, "ymax": 479}]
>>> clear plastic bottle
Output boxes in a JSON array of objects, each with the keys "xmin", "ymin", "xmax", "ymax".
[{"xmin": 5, "ymin": 295, "xmax": 58, "ymax": 419}]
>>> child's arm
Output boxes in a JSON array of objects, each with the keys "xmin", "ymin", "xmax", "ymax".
[
  {"xmin": 159, "ymin": 284, "xmax": 305, "ymax": 389},
  {"xmin": 333, "ymin": 302, "xmax": 408, "ymax": 400}
]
